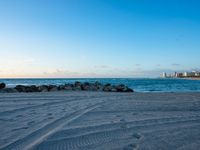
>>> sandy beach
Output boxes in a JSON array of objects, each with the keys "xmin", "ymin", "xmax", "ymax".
[{"xmin": 0, "ymin": 91, "xmax": 200, "ymax": 150}]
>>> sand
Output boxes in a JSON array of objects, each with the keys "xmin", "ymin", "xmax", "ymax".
[{"xmin": 0, "ymin": 91, "xmax": 200, "ymax": 150}]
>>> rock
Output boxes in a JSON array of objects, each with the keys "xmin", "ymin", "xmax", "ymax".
[
  {"xmin": 24, "ymin": 86, "xmax": 34, "ymax": 92},
  {"xmin": 38, "ymin": 85, "xmax": 48, "ymax": 92},
  {"xmin": 103, "ymin": 83, "xmax": 113, "ymax": 92},
  {"xmin": 105, "ymin": 83, "xmax": 111, "ymax": 87},
  {"xmin": 24, "ymin": 85, "xmax": 39, "ymax": 93},
  {"xmin": 15, "ymin": 85, "xmax": 39, "ymax": 92},
  {"xmin": 89, "ymin": 85, "xmax": 99, "ymax": 91},
  {"xmin": 58, "ymin": 85, "xmax": 64, "ymax": 90},
  {"xmin": 73, "ymin": 86, "xmax": 82, "ymax": 91},
  {"xmin": 73, "ymin": 82, "xmax": 82, "ymax": 90},
  {"xmin": 49, "ymin": 87, "xmax": 58, "ymax": 92},
  {"xmin": 4, "ymin": 82, "xmax": 134, "ymax": 93},
  {"xmin": 29, "ymin": 85, "xmax": 39, "ymax": 92},
  {"xmin": 0, "ymin": 88, "xmax": 18, "ymax": 93},
  {"xmin": 94, "ymin": 81, "xmax": 103, "ymax": 90},
  {"xmin": 116, "ymin": 84, "xmax": 127, "ymax": 92},
  {"xmin": 81, "ymin": 82, "xmax": 91, "ymax": 90},
  {"xmin": 48, "ymin": 85, "xmax": 58, "ymax": 92},
  {"xmin": 81, "ymin": 84, "xmax": 90, "ymax": 90},
  {"xmin": 63, "ymin": 84, "xmax": 73, "ymax": 90},
  {"xmin": 103, "ymin": 85, "xmax": 112, "ymax": 92},
  {"xmin": 111, "ymin": 88, "xmax": 117, "ymax": 92},
  {"xmin": 83, "ymin": 82, "xmax": 90, "ymax": 86},
  {"xmin": 15, "ymin": 85, "xmax": 26, "ymax": 92},
  {"xmin": 0, "ymin": 83, "xmax": 6, "ymax": 89},
  {"xmin": 74, "ymin": 81, "xmax": 82, "ymax": 87},
  {"xmin": 125, "ymin": 88, "xmax": 134, "ymax": 92},
  {"xmin": 94, "ymin": 81, "xmax": 101, "ymax": 86}
]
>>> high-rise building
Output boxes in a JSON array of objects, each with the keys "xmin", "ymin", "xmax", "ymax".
[{"xmin": 162, "ymin": 72, "xmax": 167, "ymax": 78}]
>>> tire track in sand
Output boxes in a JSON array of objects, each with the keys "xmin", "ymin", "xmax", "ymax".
[{"xmin": 2, "ymin": 103, "xmax": 102, "ymax": 150}]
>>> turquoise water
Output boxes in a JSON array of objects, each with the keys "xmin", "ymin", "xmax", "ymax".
[{"xmin": 1, "ymin": 78, "xmax": 200, "ymax": 92}]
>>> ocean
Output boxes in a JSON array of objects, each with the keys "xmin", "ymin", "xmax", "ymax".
[{"xmin": 1, "ymin": 78, "xmax": 200, "ymax": 92}]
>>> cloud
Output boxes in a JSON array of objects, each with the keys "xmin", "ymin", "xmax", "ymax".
[
  {"xmin": 156, "ymin": 64, "xmax": 161, "ymax": 67},
  {"xmin": 191, "ymin": 68, "xmax": 200, "ymax": 71},
  {"xmin": 135, "ymin": 64, "xmax": 141, "ymax": 66},
  {"xmin": 171, "ymin": 63, "xmax": 181, "ymax": 66},
  {"xmin": 94, "ymin": 65, "xmax": 111, "ymax": 69}
]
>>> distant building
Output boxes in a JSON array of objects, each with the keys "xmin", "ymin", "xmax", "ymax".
[
  {"xmin": 176, "ymin": 73, "xmax": 183, "ymax": 77},
  {"xmin": 184, "ymin": 72, "xmax": 190, "ymax": 77},
  {"xmin": 184, "ymin": 71, "xmax": 198, "ymax": 77},
  {"xmin": 174, "ymin": 72, "xmax": 177, "ymax": 77},
  {"xmin": 195, "ymin": 72, "xmax": 200, "ymax": 77},
  {"xmin": 162, "ymin": 72, "xmax": 167, "ymax": 78},
  {"xmin": 163, "ymin": 71, "xmax": 200, "ymax": 78}
]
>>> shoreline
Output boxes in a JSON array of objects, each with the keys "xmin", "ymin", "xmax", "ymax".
[
  {"xmin": 182, "ymin": 77, "xmax": 200, "ymax": 80},
  {"xmin": 1, "ymin": 78, "xmax": 200, "ymax": 93},
  {"xmin": 164, "ymin": 77, "xmax": 200, "ymax": 80}
]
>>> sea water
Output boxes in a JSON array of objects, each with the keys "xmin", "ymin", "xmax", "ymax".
[{"xmin": 1, "ymin": 78, "xmax": 200, "ymax": 92}]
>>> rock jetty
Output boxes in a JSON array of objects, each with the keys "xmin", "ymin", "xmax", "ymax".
[{"xmin": 0, "ymin": 82, "xmax": 134, "ymax": 93}]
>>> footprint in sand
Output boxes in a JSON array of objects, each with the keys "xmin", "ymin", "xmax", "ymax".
[
  {"xmin": 120, "ymin": 118, "xmax": 126, "ymax": 122},
  {"xmin": 123, "ymin": 143, "xmax": 138, "ymax": 150},
  {"xmin": 48, "ymin": 116, "xmax": 54, "ymax": 120},
  {"xmin": 11, "ymin": 126, "xmax": 29, "ymax": 132},
  {"xmin": 0, "ymin": 118, "xmax": 14, "ymax": 122},
  {"xmin": 132, "ymin": 112, "xmax": 138, "ymax": 115},
  {"xmin": 16, "ymin": 115, "xmax": 23, "ymax": 118},
  {"xmin": 30, "ymin": 111, "xmax": 37, "ymax": 115},
  {"xmin": 47, "ymin": 113, "xmax": 52, "ymax": 116},
  {"xmin": 116, "ymin": 115, "xmax": 121, "ymax": 117},
  {"xmin": 27, "ymin": 121, "xmax": 35, "ymax": 126},
  {"xmin": 110, "ymin": 120, "xmax": 115, "ymax": 123},
  {"xmin": 123, "ymin": 134, "xmax": 142, "ymax": 150},
  {"xmin": 120, "ymin": 118, "xmax": 128, "ymax": 128},
  {"xmin": 132, "ymin": 133, "xmax": 142, "ymax": 140}
]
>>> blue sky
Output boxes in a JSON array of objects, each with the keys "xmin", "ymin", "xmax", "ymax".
[{"xmin": 0, "ymin": 0, "xmax": 200, "ymax": 78}]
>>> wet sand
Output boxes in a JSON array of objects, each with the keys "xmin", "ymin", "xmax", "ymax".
[{"xmin": 0, "ymin": 91, "xmax": 200, "ymax": 150}]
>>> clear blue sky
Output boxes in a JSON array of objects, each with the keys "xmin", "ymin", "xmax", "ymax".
[{"xmin": 0, "ymin": 0, "xmax": 200, "ymax": 78}]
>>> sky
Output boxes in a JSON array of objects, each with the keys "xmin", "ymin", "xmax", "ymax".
[{"xmin": 0, "ymin": 0, "xmax": 200, "ymax": 78}]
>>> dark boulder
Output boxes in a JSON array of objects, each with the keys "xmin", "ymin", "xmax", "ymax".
[
  {"xmin": 94, "ymin": 81, "xmax": 101, "ymax": 86},
  {"xmin": 116, "ymin": 84, "xmax": 127, "ymax": 92},
  {"xmin": 15, "ymin": 85, "xmax": 39, "ymax": 92},
  {"xmin": 83, "ymin": 82, "xmax": 90, "ymax": 86},
  {"xmin": 89, "ymin": 85, "xmax": 99, "ymax": 91},
  {"xmin": 103, "ymin": 85, "xmax": 112, "ymax": 92},
  {"xmin": 73, "ymin": 86, "xmax": 82, "ymax": 91},
  {"xmin": 48, "ymin": 85, "xmax": 58, "ymax": 92},
  {"xmin": 6, "ymin": 82, "xmax": 134, "ymax": 93},
  {"xmin": 111, "ymin": 88, "xmax": 117, "ymax": 92},
  {"xmin": 0, "ymin": 83, "xmax": 6, "ymax": 89},
  {"xmin": 15, "ymin": 85, "xmax": 26, "ymax": 92},
  {"xmin": 74, "ymin": 81, "xmax": 82, "ymax": 87},
  {"xmin": 29, "ymin": 85, "xmax": 39, "ymax": 92},
  {"xmin": 63, "ymin": 84, "xmax": 73, "ymax": 90},
  {"xmin": 94, "ymin": 82, "xmax": 103, "ymax": 90},
  {"xmin": 105, "ymin": 83, "xmax": 111, "ymax": 87},
  {"xmin": 38, "ymin": 85, "xmax": 48, "ymax": 92},
  {"xmin": 58, "ymin": 85, "xmax": 65, "ymax": 90},
  {"xmin": 81, "ymin": 82, "xmax": 91, "ymax": 90}
]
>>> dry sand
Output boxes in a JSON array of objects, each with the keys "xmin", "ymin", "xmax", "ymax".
[{"xmin": 0, "ymin": 91, "xmax": 200, "ymax": 150}]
